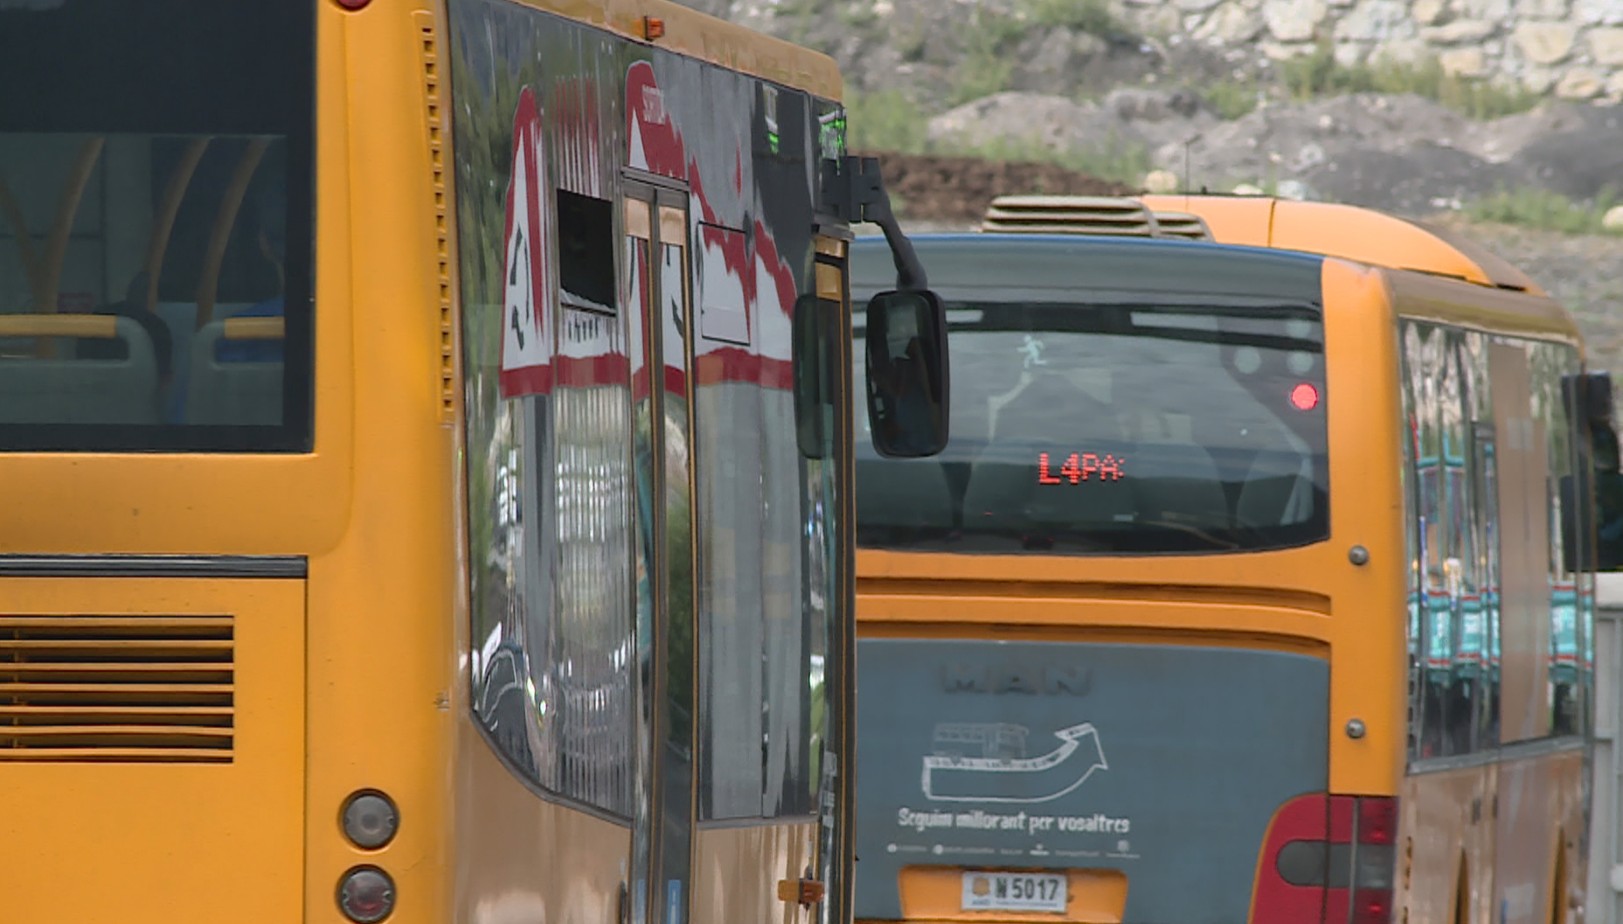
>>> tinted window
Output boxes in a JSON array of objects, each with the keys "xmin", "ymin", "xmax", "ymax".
[
  {"xmin": 856, "ymin": 299, "xmax": 1328, "ymax": 553},
  {"xmin": 0, "ymin": 2, "xmax": 313, "ymax": 451}
]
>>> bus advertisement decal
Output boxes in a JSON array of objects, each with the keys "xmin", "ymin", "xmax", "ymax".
[
  {"xmin": 853, "ymin": 638, "xmax": 1330, "ymax": 923},
  {"xmin": 921, "ymin": 721, "xmax": 1108, "ymax": 804}
]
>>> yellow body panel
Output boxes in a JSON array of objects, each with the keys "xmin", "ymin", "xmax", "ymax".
[
  {"xmin": 1400, "ymin": 764, "xmax": 1496, "ymax": 923},
  {"xmin": 896, "ymin": 867, "xmax": 1128, "ymax": 924},
  {"xmin": 0, "ymin": 578, "xmax": 306, "ymax": 920},
  {"xmin": 452, "ymin": 718, "xmax": 631, "ymax": 924},
  {"xmin": 1139, "ymin": 194, "xmax": 1546, "ymax": 296},
  {"xmin": 692, "ymin": 823, "xmax": 820, "ymax": 924},
  {"xmin": 0, "ymin": 6, "xmax": 359, "ymax": 557}
]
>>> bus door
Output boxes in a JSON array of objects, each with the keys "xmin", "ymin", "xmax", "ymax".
[
  {"xmin": 623, "ymin": 180, "xmax": 698, "ymax": 924},
  {"xmin": 1485, "ymin": 342, "xmax": 1559, "ymax": 924}
]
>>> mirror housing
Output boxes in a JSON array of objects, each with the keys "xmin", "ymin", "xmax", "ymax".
[
  {"xmin": 864, "ymin": 289, "xmax": 949, "ymax": 458},
  {"xmin": 822, "ymin": 154, "xmax": 951, "ymax": 458}
]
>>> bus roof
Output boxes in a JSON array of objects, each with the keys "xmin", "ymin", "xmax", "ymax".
[
  {"xmin": 854, "ymin": 229, "xmax": 1582, "ymax": 344},
  {"xmin": 512, "ymin": 0, "xmax": 842, "ymax": 100},
  {"xmin": 1138, "ymin": 195, "xmax": 1545, "ymax": 296},
  {"xmin": 851, "ymin": 233, "xmax": 1325, "ymax": 302}
]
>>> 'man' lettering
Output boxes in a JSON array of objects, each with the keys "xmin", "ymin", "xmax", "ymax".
[
  {"xmin": 939, "ymin": 663, "xmax": 1092, "ymax": 695},
  {"xmin": 941, "ymin": 663, "xmax": 983, "ymax": 692}
]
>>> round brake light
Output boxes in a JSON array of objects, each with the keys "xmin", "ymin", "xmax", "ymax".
[
  {"xmin": 1290, "ymin": 382, "xmax": 1321, "ymax": 411},
  {"xmin": 337, "ymin": 866, "xmax": 396, "ymax": 923},
  {"xmin": 341, "ymin": 791, "xmax": 399, "ymax": 849}
]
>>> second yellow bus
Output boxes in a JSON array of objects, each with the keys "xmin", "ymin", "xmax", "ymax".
[{"xmin": 848, "ymin": 195, "xmax": 1620, "ymax": 924}]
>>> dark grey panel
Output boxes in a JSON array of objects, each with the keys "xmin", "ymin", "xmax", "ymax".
[
  {"xmin": 850, "ymin": 234, "xmax": 1325, "ymax": 305},
  {"xmin": 854, "ymin": 639, "xmax": 1329, "ymax": 923},
  {"xmin": 0, "ymin": 554, "xmax": 306, "ymax": 578}
]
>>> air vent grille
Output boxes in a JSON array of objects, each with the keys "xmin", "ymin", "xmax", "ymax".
[
  {"xmin": 417, "ymin": 10, "xmax": 457, "ymax": 421},
  {"xmin": 0, "ymin": 614, "xmax": 234, "ymax": 763},
  {"xmin": 983, "ymin": 195, "xmax": 1157, "ymax": 236},
  {"xmin": 982, "ymin": 195, "xmax": 1215, "ymax": 241},
  {"xmin": 1150, "ymin": 210, "xmax": 1214, "ymax": 241}
]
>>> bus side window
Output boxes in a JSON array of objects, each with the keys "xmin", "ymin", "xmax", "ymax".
[
  {"xmin": 1401, "ymin": 322, "xmax": 1426, "ymax": 764},
  {"xmin": 1459, "ymin": 333, "xmax": 1499, "ymax": 753},
  {"xmin": 1539, "ymin": 351, "xmax": 1574, "ymax": 737},
  {"xmin": 1470, "ymin": 423, "xmax": 1502, "ymax": 751},
  {"xmin": 1438, "ymin": 332, "xmax": 1477, "ymax": 757},
  {"xmin": 1411, "ymin": 323, "xmax": 1456, "ymax": 760},
  {"xmin": 793, "ymin": 293, "xmax": 840, "ymax": 460}
]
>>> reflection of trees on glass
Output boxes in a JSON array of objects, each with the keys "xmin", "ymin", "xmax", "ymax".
[
  {"xmin": 451, "ymin": 18, "xmax": 530, "ymax": 657},
  {"xmin": 1401, "ymin": 320, "xmax": 1592, "ymax": 755},
  {"xmin": 548, "ymin": 378, "xmax": 635, "ymax": 813},
  {"xmin": 450, "ymin": 15, "xmax": 530, "ymax": 760},
  {"xmin": 448, "ymin": 2, "xmax": 638, "ymax": 813},
  {"xmin": 1532, "ymin": 341, "xmax": 1583, "ymax": 736},
  {"xmin": 662, "ymin": 399, "xmax": 694, "ymax": 751}
]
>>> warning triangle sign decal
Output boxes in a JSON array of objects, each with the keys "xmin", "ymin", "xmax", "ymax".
[{"xmin": 499, "ymin": 87, "xmax": 553, "ymax": 398}]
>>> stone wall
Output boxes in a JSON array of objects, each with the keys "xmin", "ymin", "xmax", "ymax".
[{"xmin": 1119, "ymin": 0, "xmax": 1623, "ymax": 103}]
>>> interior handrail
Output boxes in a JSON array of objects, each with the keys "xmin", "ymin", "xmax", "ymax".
[
  {"xmin": 144, "ymin": 137, "xmax": 212, "ymax": 315},
  {"xmin": 195, "ymin": 137, "xmax": 270, "ymax": 329}
]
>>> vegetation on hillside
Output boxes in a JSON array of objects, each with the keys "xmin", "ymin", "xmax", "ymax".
[{"xmin": 1465, "ymin": 187, "xmax": 1623, "ymax": 236}]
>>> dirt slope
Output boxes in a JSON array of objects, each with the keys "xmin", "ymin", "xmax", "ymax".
[{"xmin": 873, "ymin": 152, "xmax": 1136, "ymax": 226}]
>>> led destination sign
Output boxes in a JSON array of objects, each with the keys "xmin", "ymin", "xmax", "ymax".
[{"xmin": 1037, "ymin": 451, "xmax": 1125, "ymax": 485}]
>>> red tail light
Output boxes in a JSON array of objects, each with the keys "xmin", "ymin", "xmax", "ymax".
[
  {"xmin": 1353, "ymin": 887, "xmax": 1394, "ymax": 923},
  {"xmin": 1252, "ymin": 794, "xmax": 1397, "ymax": 924},
  {"xmin": 1358, "ymin": 796, "xmax": 1397, "ymax": 846}
]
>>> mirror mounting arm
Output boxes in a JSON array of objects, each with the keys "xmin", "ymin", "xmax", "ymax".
[{"xmin": 820, "ymin": 155, "xmax": 929, "ymax": 291}]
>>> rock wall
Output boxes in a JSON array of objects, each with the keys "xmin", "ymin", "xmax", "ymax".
[{"xmin": 1121, "ymin": 0, "xmax": 1623, "ymax": 102}]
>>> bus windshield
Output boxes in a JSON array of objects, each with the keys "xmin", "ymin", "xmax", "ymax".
[
  {"xmin": 856, "ymin": 299, "xmax": 1329, "ymax": 554},
  {"xmin": 0, "ymin": 1, "xmax": 313, "ymax": 452}
]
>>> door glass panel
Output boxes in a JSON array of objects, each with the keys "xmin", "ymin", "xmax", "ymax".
[
  {"xmin": 1402, "ymin": 322, "xmax": 1423, "ymax": 764},
  {"xmin": 1440, "ymin": 333, "xmax": 1475, "ymax": 756},
  {"xmin": 1532, "ymin": 342, "xmax": 1582, "ymax": 736},
  {"xmin": 1473, "ymin": 423, "xmax": 1502, "ymax": 748},
  {"xmin": 655, "ymin": 204, "xmax": 695, "ymax": 924},
  {"xmin": 625, "ymin": 195, "xmax": 656, "ymax": 924},
  {"xmin": 1412, "ymin": 323, "xmax": 1453, "ymax": 759}
]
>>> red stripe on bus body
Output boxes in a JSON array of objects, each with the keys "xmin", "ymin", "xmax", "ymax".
[
  {"xmin": 696, "ymin": 347, "xmax": 794, "ymax": 391},
  {"xmin": 537, "ymin": 352, "xmax": 793, "ymax": 398}
]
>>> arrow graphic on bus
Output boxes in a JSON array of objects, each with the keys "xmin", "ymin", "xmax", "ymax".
[{"xmin": 922, "ymin": 722, "xmax": 1108, "ymax": 804}]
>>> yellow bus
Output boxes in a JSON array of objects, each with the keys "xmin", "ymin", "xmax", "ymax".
[
  {"xmin": 848, "ymin": 195, "xmax": 1620, "ymax": 924},
  {"xmin": 0, "ymin": 2, "xmax": 948, "ymax": 922}
]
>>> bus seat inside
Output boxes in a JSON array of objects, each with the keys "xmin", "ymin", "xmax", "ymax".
[
  {"xmin": 0, "ymin": 315, "xmax": 159, "ymax": 424},
  {"xmin": 184, "ymin": 318, "xmax": 282, "ymax": 425}
]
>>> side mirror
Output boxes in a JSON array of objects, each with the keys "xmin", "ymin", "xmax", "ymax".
[
  {"xmin": 1592, "ymin": 421, "xmax": 1623, "ymax": 570},
  {"xmin": 1561, "ymin": 371, "xmax": 1623, "ymax": 571},
  {"xmin": 864, "ymin": 289, "xmax": 949, "ymax": 458},
  {"xmin": 1597, "ymin": 469, "xmax": 1623, "ymax": 570},
  {"xmin": 1565, "ymin": 370, "xmax": 1614, "ymax": 427}
]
